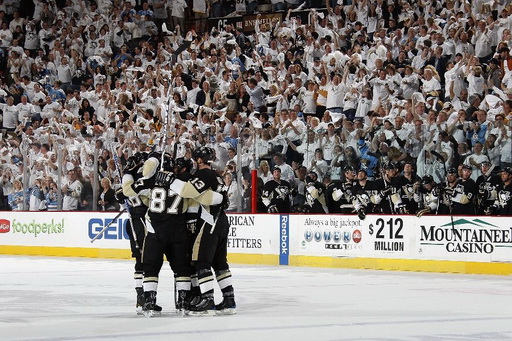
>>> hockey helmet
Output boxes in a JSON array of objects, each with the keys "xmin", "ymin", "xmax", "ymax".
[
  {"xmin": 421, "ymin": 175, "xmax": 434, "ymax": 186},
  {"xmin": 147, "ymin": 150, "xmax": 162, "ymax": 160},
  {"xmin": 384, "ymin": 162, "xmax": 399, "ymax": 170},
  {"xmin": 447, "ymin": 167, "xmax": 457, "ymax": 175},
  {"xmin": 502, "ymin": 167, "xmax": 512, "ymax": 175},
  {"xmin": 192, "ymin": 146, "xmax": 215, "ymax": 164},
  {"xmin": 123, "ymin": 152, "xmax": 147, "ymax": 174},
  {"xmin": 161, "ymin": 152, "xmax": 175, "ymax": 171},
  {"xmin": 305, "ymin": 171, "xmax": 318, "ymax": 184},
  {"xmin": 343, "ymin": 165, "xmax": 356, "ymax": 173},
  {"xmin": 134, "ymin": 151, "xmax": 148, "ymax": 164},
  {"xmin": 175, "ymin": 157, "xmax": 193, "ymax": 173}
]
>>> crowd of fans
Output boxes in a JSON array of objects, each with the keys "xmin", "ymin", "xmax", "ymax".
[{"xmin": 0, "ymin": 0, "xmax": 511, "ymax": 216}]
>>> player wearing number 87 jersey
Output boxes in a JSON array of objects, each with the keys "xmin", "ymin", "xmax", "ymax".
[{"xmin": 130, "ymin": 152, "xmax": 193, "ymax": 317}]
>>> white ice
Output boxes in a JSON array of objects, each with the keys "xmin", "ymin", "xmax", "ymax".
[{"xmin": 0, "ymin": 255, "xmax": 511, "ymax": 341}]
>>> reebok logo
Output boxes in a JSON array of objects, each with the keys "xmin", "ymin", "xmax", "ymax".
[{"xmin": 0, "ymin": 219, "xmax": 10, "ymax": 233}]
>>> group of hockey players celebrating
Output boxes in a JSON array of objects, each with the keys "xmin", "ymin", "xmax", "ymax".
[
  {"xmin": 261, "ymin": 159, "xmax": 512, "ymax": 217},
  {"xmin": 114, "ymin": 146, "xmax": 235, "ymax": 317}
]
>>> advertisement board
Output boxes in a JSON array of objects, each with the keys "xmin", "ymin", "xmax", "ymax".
[
  {"xmin": 0, "ymin": 211, "xmax": 280, "ymax": 252},
  {"xmin": 414, "ymin": 216, "xmax": 512, "ymax": 262},
  {"xmin": 1, "ymin": 212, "xmax": 512, "ymax": 274},
  {"xmin": 226, "ymin": 214, "xmax": 279, "ymax": 256},
  {"xmin": 292, "ymin": 215, "xmax": 365, "ymax": 258}
]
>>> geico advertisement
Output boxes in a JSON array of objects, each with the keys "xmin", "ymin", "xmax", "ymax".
[
  {"xmin": 226, "ymin": 214, "xmax": 279, "ymax": 255},
  {"xmin": 416, "ymin": 216, "xmax": 512, "ymax": 262}
]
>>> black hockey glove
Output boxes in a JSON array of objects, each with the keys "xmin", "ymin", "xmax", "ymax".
[
  {"xmin": 484, "ymin": 206, "xmax": 495, "ymax": 216},
  {"xmin": 220, "ymin": 191, "xmax": 230, "ymax": 210},
  {"xmin": 155, "ymin": 170, "xmax": 175, "ymax": 187},
  {"xmin": 380, "ymin": 186, "xmax": 392, "ymax": 197},
  {"xmin": 443, "ymin": 187, "xmax": 454, "ymax": 196},
  {"xmin": 342, "ymin": 182, "xmax": 353, "ymax": 196},
  {"xmin": 357, "ymin": 208, "xmax": 366, "ymax": 220},
  {"xmin": 114, "ymin": 188, "xmax": 127, "ymax": 203}
]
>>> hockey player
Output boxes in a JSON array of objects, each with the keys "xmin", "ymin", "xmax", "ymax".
[
  {"xmin": 370, "ymin": 162, "xmax": 407, "ymax": 214},
  {"xmin": 164, "ymin": 153, "xmax": 229, "ymax": 314},
  {"xmin": 415, "ymin": 175, "xmax": 440, "ymax": 217},
  {"xmin": 394, "ymin": 161, "xmax": 420, "ymax": 214},
  {"xmin": 451, "ymin": 164, "xmax": 477, "ymax": 215},
  {"xmin": 485, "ymin": 167, "xmax": 512, "ymax": 216},
  {"xmin": 303, "ymin": 171, "xmax": 328, "ymax": 213},
  {"xmin": 351, "ymin": 169, "xmax": 373, "ymax": 219},
  {"xmin": 115, "ymin": 151, "xmax": 150, "ymax": 315},
  {"xmin": 171, "ymin": 156, "xmax": 194, "ymax": 313},
  {"xmin": 438, "ymin": 167, "xmax": 458, "ymax": 215},
  {"xmin": 169, "ymin": 146, "xmax": 234, "ymax": 315},
  {"xmin": 262, "ymin": 166, "xmax": 292, "ymax": 213},
  {"xmin": 331, "ymin": 166, "xmax": 357, "ymax": 214},
  {"xmin": 129, "ymin": 151, "xmax": 192, "ymax": 317},
  {"xmin": 475, "ymin": 161, "xmax": 500, "ymax": 215}
]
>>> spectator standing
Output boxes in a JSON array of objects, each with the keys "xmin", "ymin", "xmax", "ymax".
[{"xmin": 62, "ymin": 168, "xmax": 82, "ymax": 211}]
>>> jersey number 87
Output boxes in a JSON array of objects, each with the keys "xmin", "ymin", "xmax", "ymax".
[{"xmin": 149, "ymin": 188, "xmax": 183, "ymax": 214}]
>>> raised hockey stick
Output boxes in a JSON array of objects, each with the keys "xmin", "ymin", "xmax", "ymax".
[
  {"xmin": 111, "ymin": 145, "xmax": 140, "ymax": 249},
  {"xmin": 90, "ymin": 209, "xmax": 126, "ymax": 243},
  {"xmin": 430, "ymin": 150, "xmax": 455, "ymax": 231},
  {"xmin": 160, "ymin": 101, "xmax": 172, "ymax": 171}
]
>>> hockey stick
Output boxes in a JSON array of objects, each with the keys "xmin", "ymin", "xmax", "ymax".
[
  {"xmin": 160, "ymin": 100, "xmax": 172, "ymax": 170},
  {"xmin": 382, "ymin": 174, "xmax": 394, "ymax": 214},
  {"xmin": 111, "ymin": 145, "xmax": 140, "ymax": 249},
  {"xmin": 209, "ymin": 210, "xmax": 222, "ymax": 235},
  {"xmin": 430, "ymin": 150, "xmax": 455, "ymax": 231},
  {"xmin": 90, "ymin": 209, "xmax": 126, "ymax": 243}
]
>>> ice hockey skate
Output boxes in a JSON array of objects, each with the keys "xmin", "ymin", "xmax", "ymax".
[
  {"xmin": 188, "ymin": 292, "xmax": 216, "ymax": 316},
  {"xmin": 215, "ymin": 294, "xmax": 236, "ymax": 315},
  {"xmin": 175, "ymin": 290, "xmax": 190, "ymax": 315},
  {"xmin": 135, "ymin": 287, "xmax": 145, "ymax": 315},
  {"xmin": 142, "ymin": 291, "xmax": 162, "ymax": 317}
]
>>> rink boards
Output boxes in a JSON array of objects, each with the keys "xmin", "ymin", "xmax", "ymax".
[{"xmin": 1, "ymin": 212, "xmax": 512, "ymax": 275}]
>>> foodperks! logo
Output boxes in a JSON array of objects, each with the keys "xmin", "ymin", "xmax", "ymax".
[
  {"xmin": 0, "ymin": 219, "xmax": 10, "ymax": 233},
  {"xmin": 10, "ymin": 218, "xmax": 65, "ymax": 237}
]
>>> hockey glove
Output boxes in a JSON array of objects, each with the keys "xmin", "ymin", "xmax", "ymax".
[
  {"xmin": 380, "ymin": 186, "xmax": 393, "ymax": 196},
  {"xmin": 155, "ymin": 170, "xmax": 175, "ymax": 187},
  {"xmin": 443, "ymin": 187, "xmax": 454, "ymax": 197},
  {"xmin": 416, "ymin": 207, "xmax": 430, "ymax": 217},
  {"xmin": 357, "ymin": 208, "xmax": 366, "ymax": 220},
  {"xmin": 396, "ymin": 204, "xmax": 409, "ymax": 214},
  {"xmin": 114, "ymin": 188, "xmax": 127, "ymax": 203},
  {"xmin": 220, "ymin": 191, "xmax": 230, "ymax": 210},
  {"xmin": 342, "ymin": 182, "xmax": 353, "ymax": 196},
  {"xmin": 484, "ymin": 206, "xmax": 495, "ymax": 216}
]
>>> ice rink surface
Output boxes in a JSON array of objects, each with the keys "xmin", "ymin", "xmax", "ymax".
[{"xmin": 1, "ymin": 256, "xmax": 511, "ymax": 341}]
